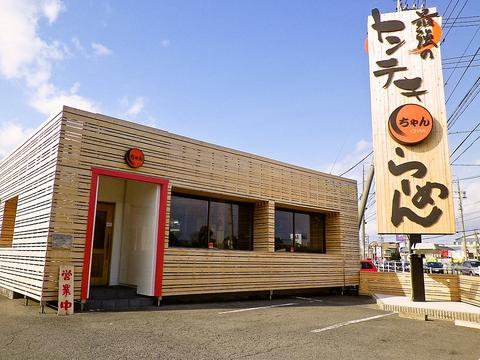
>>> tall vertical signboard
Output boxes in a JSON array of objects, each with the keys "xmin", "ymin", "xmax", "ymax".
[{"xmin": 367, "ymin": 8, "xmax": 455, "ymax": 235}]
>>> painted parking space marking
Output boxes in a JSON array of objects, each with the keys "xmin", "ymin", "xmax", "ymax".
[
  {"xmin": 311, "ymin": 312, "xmax": 396, "ymax": 333},
  {"xmin": 294, "ymin": 296, "xmax": 323, "ymax": 302},
  {"xmin": 218, "ymin": 303, "xmax": 297, "ymax": 314}
]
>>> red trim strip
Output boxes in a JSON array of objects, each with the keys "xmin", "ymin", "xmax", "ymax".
[
  {"xmin": 154, "ymin": 182, "xmax": 169, "ymax": 297},
  {"xmin": 80, "ymin": 170, "xmax": 99, "ymax": 300},
  {"xmin": 80, "ymin": 167, "xmax": 169, "ymax": 301}
]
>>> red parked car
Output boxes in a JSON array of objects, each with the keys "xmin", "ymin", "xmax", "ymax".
[{"xmin": 360, "ymin": 259, "xmax": 378, "ymax": 272}]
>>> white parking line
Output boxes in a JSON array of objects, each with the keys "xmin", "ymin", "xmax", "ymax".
[
  {"xmin": 218, "ymin": 303, "xmax": 297, "ymax": 314},
  {"xmin": 294, "ymin": 296, "xmax": 323, "ymax": 302},
  {"xmin": 311, "ymin": 312, "xmax": 396, "ymax": 333}
]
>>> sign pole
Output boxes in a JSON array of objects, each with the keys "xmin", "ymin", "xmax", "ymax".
[{"xmin": 409, "ymin": 234, "xmax": 425, "ymax": 302}]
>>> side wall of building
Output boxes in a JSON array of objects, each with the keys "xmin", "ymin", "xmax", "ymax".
[
  {"xmin": 41, "ymin": 107, "xmax": 359, "ymax": 301},
  {"xmin": 0, "ymin": 113, "xmax": 63, "ymax": 300}
]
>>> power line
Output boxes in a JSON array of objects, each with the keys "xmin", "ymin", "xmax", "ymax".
[
  {"xmin": 444, "ymin": 52, "xmax": 480, "ymax": 61},
  {"xmin": 444, "ymin": 63, "xmax": 480, "ymax": 70},
  {"xmin": 450, "ymin": 121, "xmax": 480, "ymax": 157},
  {"xmin": 457, "ymin": 173, "xmax": 480, "ymax": 181},
  {"xmin": 447, "ymin": 74, "xmax": 480, "ymax": 129},
  {"xmin": 444, "ymin": 57, "xmax": 480, "ymax": 65},
  {"xmin": 441, "ymin": 0, "xmax": 470, "ymax": 44},
  {"xmin": 449, "ymin": 130, "xmax": 480, "ymax": 134},
  {"xmin": 446, "ymin": 46, "xmax": 480, "ymax": 103},
  {"xmin": 444, "ymin": 0, "xmax": 461, "ymax": 24},
  {"xmin": 444, "ymin": 16, "xmax": 480, "ymax": 22},
  {"xmin": 451, "ymin": 134, "xmax": 480, "ymax": 163},
  {"xmin": 338, "ymin": 151, "xmax": 373, "ymax": 177}
]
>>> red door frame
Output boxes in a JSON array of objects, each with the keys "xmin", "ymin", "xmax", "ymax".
[{"xmin": 80, "ymin": 167, "xmax": 169, "ymax": 301}]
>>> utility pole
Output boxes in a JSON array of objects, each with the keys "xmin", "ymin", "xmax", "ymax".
[
  {"xmin": 474, "ymin": 230, "xmax": 479, "ymax": 259},
  {"xmin": 365, "ymin": 234, "xmax": 369, "ymax": 259},
  {"xmin": 360, "ymin": 164, "xmax": 367, "ymax": 259},
  {"xmin": 358, "ymin": 164, "xmax": 374, "ymax": 229},
  {"xmin": 456, "ymin": 180, "xmax": 468, "ymax": 260}
]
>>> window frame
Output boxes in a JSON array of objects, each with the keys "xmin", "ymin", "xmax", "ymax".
[
  {"xmin": 169, "ymin": 193, "xmax": 254, "ymax": 251},
  {"xmin": 274, "ymin": 208, "xmax": 326, "ymax": 254}
]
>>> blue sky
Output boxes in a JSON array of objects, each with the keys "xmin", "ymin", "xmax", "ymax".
[{"xmin": 1, "ymin": 0, "xmax": 480, "ymax": 244}]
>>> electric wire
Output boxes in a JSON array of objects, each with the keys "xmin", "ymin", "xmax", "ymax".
[
  {"xmin": 442, "ymin": 0, "xmax": 456, "ymax": 21},
  {"xmin": 444, "ymin": 26, "xmax": 480, "ymax": 85},
  {"xmin": 457, "ymin": 173, "xmax": 480, "ymax": 181},
  {"xmin": 447, "ymin": 74, "xmax": 480, "ymax": 129},
  {"xmin": 449, "ymin": 130, "xmax": 480, "ymax": 134},
  {"xmin": 452, "ymin": 134, "xmax": 480, "ymax": 163},
  {"xmin": 450, "ymin": 121, "xmax": 480, "ymax": 157},
  {"xmin": 338, "ymin": 151, "xmax": 373, "ymax": 177},
  {"xmin": 441, "ymin": 0, "xmax": 470, "ymax": 45},
  {"xmin": 446, "ymin": 46, "xmax": 480, "ymax": 103}
]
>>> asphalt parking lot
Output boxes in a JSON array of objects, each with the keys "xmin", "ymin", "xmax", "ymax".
[{"xmin": 0, "ymin": 294, "xmax": 479, "ymax": 360}]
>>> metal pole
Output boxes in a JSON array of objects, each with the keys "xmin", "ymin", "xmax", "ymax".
[
  {"xmin": 474, "ymin": 230, "xmax": 479, "ymax": 259},
  {"xmin": 456, "ymin": 180, "xmax": 468, "ymax": 260},
  {"xmin": 360, "ymin": 164, "xmax": 366, "ymax": 259},
  {"xmin": 358, "ymin": 164, "xmax": 374, "ymax": 230},
  {"xmin": 409, "ymin": 234, "xmax": 425, "ymax": 302}
]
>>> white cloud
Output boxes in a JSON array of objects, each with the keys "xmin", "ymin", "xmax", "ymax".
[
  {"xmin": 70, "ymin": 81, "xmax": 80, "ymax": 94},
  {"xmin": 91, "ymin": 42, "xmax": 112, "ymax": 57},
  {"xmin": 71, "ymin": 37, "xmax": 84, "ymax": 53},
  {"xmin": 42, "ymin": 0, "xmax": 64, "ymax": 24},
  {"xmin": 0, "ymin": 122, "xmax": 34, "ymax": 159},
  {"xmin": 355, "ymin": 139, "xmax": 371, "ymax": 153},
  {"xmin": 324, "ymin": 139, "xmax": 372, "ymax": 178},
  {"xmin": 123, "ymin": 96, "xmax": 145, "ymax": 117},
  {"xmin": 0, "ymin": 0, "xmax": 97, "ymax": 117}
]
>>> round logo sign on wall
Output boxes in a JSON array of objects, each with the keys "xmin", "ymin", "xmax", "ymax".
[
  {"xmin": 125, "ymin": 148, "xmax": 145, "ymax": 168},
  {"xmin": 388, "ymin": 104, "xmax": 433, "ymax": 145}
]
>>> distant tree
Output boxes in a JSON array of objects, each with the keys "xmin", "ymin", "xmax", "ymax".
[{"xmin": 390, "ymin": 249, "xmax": 401, "ymax": 261}]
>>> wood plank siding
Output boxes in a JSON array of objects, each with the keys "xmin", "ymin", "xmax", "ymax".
[
  {"xmin": 1, "ymin": 106, "xmax": 359, "ymax": 301},
  {"xmin": 459, "ymin": 275, "xmax": 480, "ymax": 307},
  {"xmin": 359, "ymin": 272, "xmax": 461, "ymax": 302},
  {"xmin": 0, "ymin": 112, "xmax": 63, "ymax": 300},
  {"xmin": 360, "ymin": 272, "xmax": 480, "ymax": 307}
]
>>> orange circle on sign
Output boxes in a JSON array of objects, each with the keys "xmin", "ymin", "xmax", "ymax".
[
  {"xmin": 125, "ymin": 148, "xmax": 145, "ymax": 168},
  {"xmin": 388, "ymin": 104, "xmax": 433, "ymax": 145}
]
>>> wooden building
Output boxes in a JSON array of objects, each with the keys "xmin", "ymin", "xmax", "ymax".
[{"xmin": 0, "ymin": 106, "xmax": 359, "ymax": 307}]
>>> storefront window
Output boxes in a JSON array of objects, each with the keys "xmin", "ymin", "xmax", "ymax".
[
  {"xmin": 169, "ymin": 196, "xmax": 208, "ymax": 248},
  {"xmin": 275, "ymin": 209, "xmax": 325, "ymax": 253},
  {"xmin": 169, "ymin": 194, "xmax": 252, "ymax": 250}
]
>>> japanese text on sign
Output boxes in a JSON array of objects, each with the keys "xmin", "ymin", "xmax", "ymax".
[{"xmin": 367, "ymin": 8, "xmax": 454, "ymax": 234}]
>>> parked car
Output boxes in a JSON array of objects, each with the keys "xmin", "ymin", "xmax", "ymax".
[
  {"xmin": 460, "ymin": 260, "xmax": 480, "ymax": 276},
  {"xmin": 360, "ymin": 259, "xmax": 377, "ymax": 272},
  {"xmin": 424, "ymin": 262, "xmax": 444, "ymax": 274}
]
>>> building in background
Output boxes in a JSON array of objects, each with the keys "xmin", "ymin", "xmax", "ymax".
[{"xmin": 367, "ymin": 240, "xmax": 399, "ymax": 261}]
